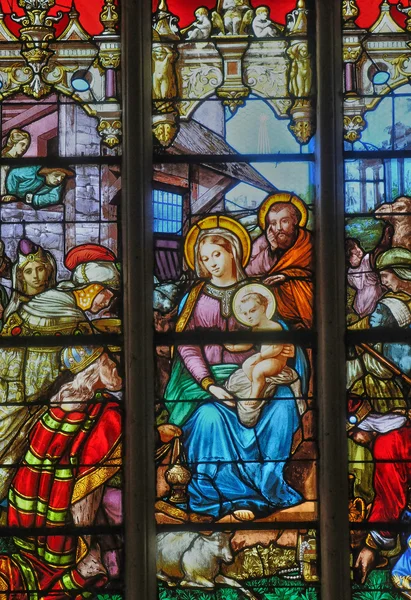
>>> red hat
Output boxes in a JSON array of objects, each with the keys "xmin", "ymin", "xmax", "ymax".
[{"xmin": 65, "ymin": 244, "xmax": 117, "ymax": 271}]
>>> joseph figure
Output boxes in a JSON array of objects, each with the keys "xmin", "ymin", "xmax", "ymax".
[{"xmin": 246, "ymin": 193, "xmax": 314, "ymax": 329}]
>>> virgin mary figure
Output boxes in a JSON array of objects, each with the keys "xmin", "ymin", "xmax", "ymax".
[{"xmin": 164, "ymin": 215, "xmax": 306, "ymax": 521}]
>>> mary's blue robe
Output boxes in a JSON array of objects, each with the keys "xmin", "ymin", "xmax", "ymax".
[{"xmin": 164, "ymin": 291, "xmax": 307, "ymax": 518}]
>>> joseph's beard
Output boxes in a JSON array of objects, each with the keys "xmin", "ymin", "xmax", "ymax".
[{"xmin": 273, "ymin": 231, "xmax": 295, "ymax": 249}]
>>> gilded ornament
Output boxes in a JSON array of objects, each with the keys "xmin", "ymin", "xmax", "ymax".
[
  {"xmin": 152, "ymin": 0, "xmax": 180, "ymax": 41},
  {"xmin": 11, "ymin": 0, "xmax": 63, "ymax": 98},
  {"xmin": 97, "ymin": 119, "xmax": 122, "ymax": 147},
  {"xmin": 286, "ymin": 0, "xmax": 308, "ymax": 36},
  {"xmin": 100, "ymin": 0, "xmax": 119, "ymax": 36},
  {"xmin": 99, "ymin": 47, "xmax": 121, "ymax": 70},
  {"xmin": 289, "ymin": 99, "xmax": 315, "ymax": 145},
  {"xmin": 388, "ymin": 54, "xmax": 411, "ymax": 80},
  {"xmin": 152, "ymin": 114, "xmax": 178, "ymax": 147},
  {"xmin": 397, "ymin": 2, "xmax": 411, "ymax": 32},
  {"xmin": 342, "ymin": 0, "xmax": 360, "ymax": 25},
  {"xmin": 342, "ymin": 44, "xmax": 362, "ymax": 63},
  {"xmin": 344, "ymin": 114, "xmax": 366, "ymax": 142},
  {"xmin": 217, "ymin": 88, "xmax": 248, "ymax": 112}
]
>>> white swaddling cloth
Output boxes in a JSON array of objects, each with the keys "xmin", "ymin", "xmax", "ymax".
[{"xmin": 225, "ymin": 365, "xmax": 305, "ymax": 427}]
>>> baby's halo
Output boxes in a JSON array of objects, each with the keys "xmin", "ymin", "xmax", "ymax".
[{"xmin": 233, "ymin": 283, "xmax": 276, "ymax": 326}]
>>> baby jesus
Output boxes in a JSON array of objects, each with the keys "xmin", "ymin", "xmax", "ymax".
[{"xmin": 225, "ymin": 287, "xmax": 304, "ymax": 427}]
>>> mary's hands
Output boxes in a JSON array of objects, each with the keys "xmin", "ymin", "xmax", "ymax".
[{"xmin": 209, "ymin": 385, "xmax": 235, "ymax": 407}]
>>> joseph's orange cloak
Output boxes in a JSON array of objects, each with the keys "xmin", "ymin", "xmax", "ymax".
[{"xmin": 268, "ymin": 228, "xmax": 314, "ymax": 328}]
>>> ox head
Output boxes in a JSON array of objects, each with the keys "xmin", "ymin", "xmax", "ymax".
[{"xmin": 208, "ymin": 532, "xmax": 234, "ymax": 564}]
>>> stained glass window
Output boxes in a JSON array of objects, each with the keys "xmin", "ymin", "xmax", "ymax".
[
  {"xmin": 152, "ymin": 0, "xmax": 320, "ymax": 597},
  {"xmin": 343, "ymin": 1, "xmax": 411, "ymax": 597},
  {"xmin": 0, "ymin": 1, "xmax": 124, "ymax": 598}
]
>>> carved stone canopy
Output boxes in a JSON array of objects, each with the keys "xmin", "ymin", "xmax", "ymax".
[{"xmin": 0, "ymin": 0, "xmax": 122, "ymax": 149}]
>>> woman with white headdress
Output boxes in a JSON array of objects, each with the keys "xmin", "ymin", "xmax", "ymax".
[{"xmin": 3, "ymin": 238, "xmax": 57, "ymax": 324}]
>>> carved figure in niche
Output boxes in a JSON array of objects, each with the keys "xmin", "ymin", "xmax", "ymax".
[
  {"xmin": 3, "ymin": 238, "xmax": 57, "ymax": 325},
  {"xmin": 2, "ymin": 166, "xmax": 74, "ymax": 208},
  {"xmin": 252, "ymin": 6, "xmax": 281, "ymax": 38},
  {"xmin": 224, "ymin": 284, "xmax": 303, "ymax": 428},
  {"xmin": 288, "ymin": 42, "xmax": 312, "ymax": 97},
  {"xmin": 212, "ymin": 0, "xmax": 254, "ymax": 36},
  {"xmin": 152, "ymin": 44, "xmax": 178, "ymax": 100},
  {"xmin": 182, "ymin": 7, "xmax": 212, "ymax": 40}
]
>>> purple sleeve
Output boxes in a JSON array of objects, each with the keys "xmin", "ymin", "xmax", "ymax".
[
  {"xmin": 177, "ymin": 300, "xmax": 212, "ymax": 385},
  {"xmin": 177, "ymin": 344, "xmax": 211, "ymax": 384},
  {"xmin": 246, "ymin": 234, "xmax": 275, "ymax": 276}
]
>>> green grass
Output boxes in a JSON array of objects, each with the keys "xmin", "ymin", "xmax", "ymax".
[
  {"xmin": 157, "ymin": 577, "xmax": 320, "ymax": 599},
  {"xmin": 352, "ymin": 569, "xmax": 404, "ymax": 600}
]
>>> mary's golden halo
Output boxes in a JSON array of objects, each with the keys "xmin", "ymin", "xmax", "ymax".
[
  {"xmin": 258, "ymin": 192, "xmax": 308, "ymax": 231},
  {"xmin": 184, "ymin": 215, "xmax": 251, "ymax": 272}
]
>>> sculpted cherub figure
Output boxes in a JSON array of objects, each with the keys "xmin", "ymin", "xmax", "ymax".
[
  {"xmin": 252, "ymin": 6, "xmax": 281, "ymax": 38},
  {"xmin": 182, "ymin": 7, "xmax": 212, "ymax": 40},
  {"xmin": 152, "ymin": 44, "xmax": 178, "ymax": 99},
  {"xmin": 212, "ymin": 0, "xmax": 254, "ymax": 35},
  {"xmin": 288, "ymin": 42, "xmax": 312, "ymax": 97}
]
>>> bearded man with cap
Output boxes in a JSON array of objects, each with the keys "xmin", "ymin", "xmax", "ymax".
[
  {"xmin": 0, "ymin": 244, "xmax": 121, "ymax": 501},
  {"xmin": 348, "ymin": 397, "xmax": 411, "ymax": 597},
  {"xmin": 0, "ymin": 345, "xmax": 123, "ymax": 598}
]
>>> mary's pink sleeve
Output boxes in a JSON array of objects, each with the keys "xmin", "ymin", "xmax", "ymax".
[
  {"xmin": 177, "ymin": 344, "xmax": 211, "ymax": 385},
  {"xmin": 177, "ymin": 306, "xmax": 214, "ymax": 387}
]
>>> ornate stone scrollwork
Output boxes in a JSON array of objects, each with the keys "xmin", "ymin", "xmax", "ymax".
[
  {"xmin": 342, "ymin": 0, "xmax": 360, "ymax": 26},
  {"xmin": 344, "ymin": 114, "xmax": 366, "ymax": 142},
  {"xmin": 12, "ymin": 0, "xmax": 62, "ymax": 99},
  {"xmin": 289, "ymin": 99, "xmax": 315, "ymax": 144},
  {"xmin": 214, "ymin": 37, "xmax": 250, "ymax": 113},
  {"xmin": 343, "ymin": 44, "xmax": 362, "ymax": 63},
  {"xmin": 100, "ymin": 0, "xmax": 119, "ymax": 35},
  {"xmin": 397, "ymin": 2, "xmax": 411, "ymax": 33},
  {"xmin": 97, "ymin": 118, "xmax": 122, "ymax": 148},
  {"xmin": 152, "ymin": 113, "xmax": 178, "ymax": 148}
]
